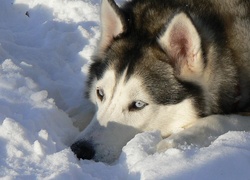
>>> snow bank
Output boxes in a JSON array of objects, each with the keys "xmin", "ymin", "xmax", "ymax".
[{"xmin": 0, "ymin": 0, "xmax": 250, "ymax": 179}]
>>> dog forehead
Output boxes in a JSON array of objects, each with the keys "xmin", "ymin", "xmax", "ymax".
[
  {"xmin": 107, "ymin": 38, "xmax": 168, "ymax": 74},
  {"xmin": 99, "ymin": 67, "xmax": 143, "ymax": 91},
  {"xmin": 97, "ymin": 69, "xmax": 116, "ymax": 86}
]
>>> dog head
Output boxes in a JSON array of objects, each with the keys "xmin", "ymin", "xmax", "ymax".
[{"xmin": 71, "ymin": 0, "xmax": 237, "ymax": 163}]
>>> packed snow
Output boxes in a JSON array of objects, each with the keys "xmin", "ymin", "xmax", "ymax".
[{"xmin": 0, "ymin": 0, "xmax": 250, "ymax": 179}]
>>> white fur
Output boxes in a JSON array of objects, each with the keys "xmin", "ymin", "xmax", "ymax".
[
  {"xmin": 91, "ymin": 69, "xmax": 198, "ymax": 132},
  {"xmin": 79, "ymin": 68, "xmax": 198, "ymax": 163}
]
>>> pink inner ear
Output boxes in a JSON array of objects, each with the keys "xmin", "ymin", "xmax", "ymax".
[
  {"xmin": 158, "ymin": 12, "xmax": 203, "ymax": 79},
  {"xmin": 169, "ymin": 23, "xmax": 192, "ymax": 60},
  {"xmin": 98, "ymin": 0, "xmax": 124, "ymax": 55}
]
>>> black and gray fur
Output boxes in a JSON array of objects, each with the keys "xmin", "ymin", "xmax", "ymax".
[
  {"xmin": 88, "ymin": 0, "xmax": 250, "ymax": 115},
  {"xmin": 72, "ymin": 0, "xmax": 250, "ymax": 162}
]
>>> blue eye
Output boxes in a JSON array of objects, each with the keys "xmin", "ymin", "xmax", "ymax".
[
  {"xmin": 135, "ymin": 101, "xmax": 146, "ymax": 108},
  {"xmin": 129, "ymin": 100, "xmax": 148, "ymax": 111}
]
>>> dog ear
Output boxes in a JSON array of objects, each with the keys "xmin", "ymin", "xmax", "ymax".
[
  {"xmin": 98, "ymin": 0, "xmax": 127, "ymax": 56},
  {"xmin": 158, "ymin": 12, "xmax": 204, "ymax": 82}
]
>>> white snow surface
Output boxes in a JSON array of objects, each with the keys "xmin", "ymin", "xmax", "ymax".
[{"xmin": 0, "ymin": 0, "xmax": 250, "ymax": 179}]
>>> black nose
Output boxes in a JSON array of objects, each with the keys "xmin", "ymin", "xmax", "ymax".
[{"xmin": 70, "ymin": 140, "xmax": 95, "ymax": 160}]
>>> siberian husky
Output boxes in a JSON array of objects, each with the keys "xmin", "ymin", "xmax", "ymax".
[{"xmin": 71, "ymin": 0, "xmax": 250, "ymax": 163}]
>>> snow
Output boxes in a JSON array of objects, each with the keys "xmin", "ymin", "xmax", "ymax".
[{"xmin": 0, "ymin": 0, "xmax": 250, "ymax": 179}]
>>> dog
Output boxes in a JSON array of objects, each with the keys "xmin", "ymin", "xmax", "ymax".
[{"xmin": 71, "ymin": 0, "xmax": 250, "ymax": 164}]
